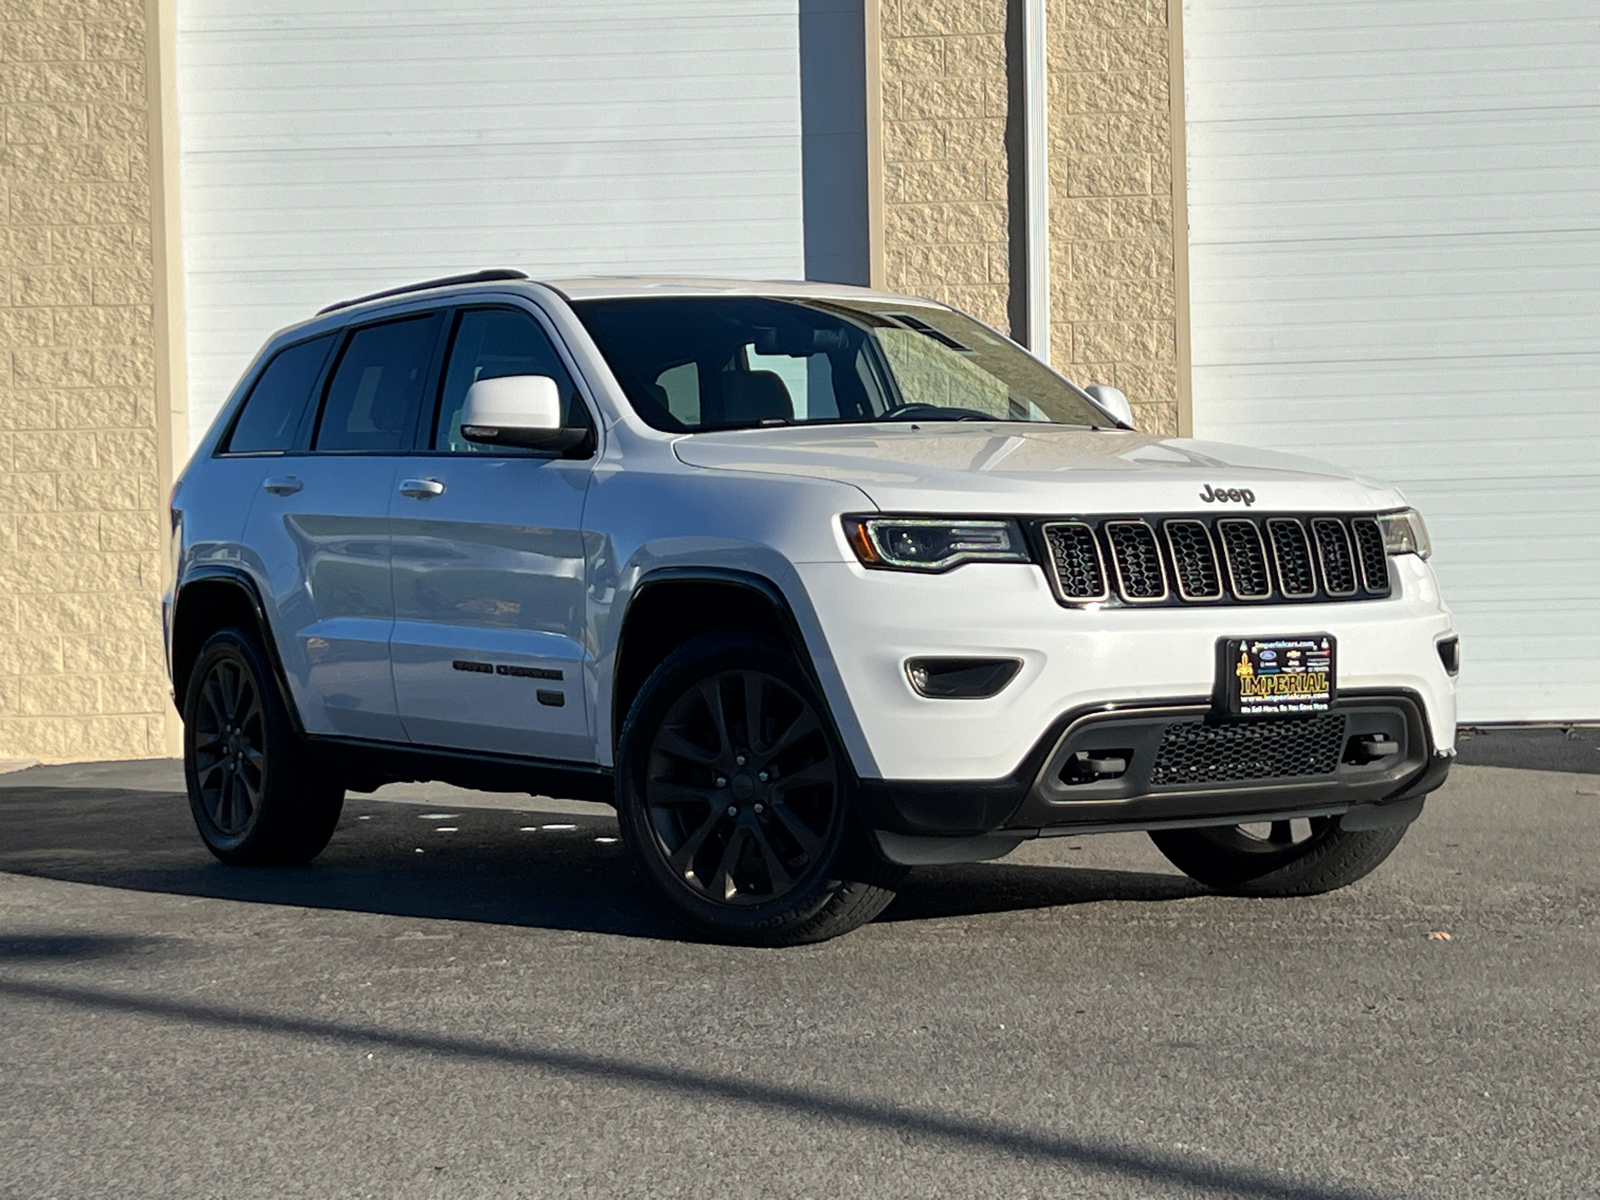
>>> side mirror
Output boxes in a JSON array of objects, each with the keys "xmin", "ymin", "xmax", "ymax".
[
  {"xmin": 461, "ymin": 375, "xmax": 589, "ymax": 452},
  {"xmin": 1083, "ymin": 384, "xmax": 1135, "ymax": 430}
]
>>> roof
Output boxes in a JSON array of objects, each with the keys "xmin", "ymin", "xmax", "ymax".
[{"xmin": 539, "ymin": 275, "xmax": 919, "ymax": 304}]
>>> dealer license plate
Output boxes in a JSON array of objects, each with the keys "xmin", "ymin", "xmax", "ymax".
[{"xmin": 1221, "ymin": 635, "xmax": 1336, "ymax": 717}]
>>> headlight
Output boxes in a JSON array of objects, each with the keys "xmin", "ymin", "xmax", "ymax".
[
  {"xmin": 843, "ymin": 517, "xmax": 1029, "ymax": 572},
  {"xmin": 1378, "ymin": 508, "xmax": 1431, "ymax": 559}
]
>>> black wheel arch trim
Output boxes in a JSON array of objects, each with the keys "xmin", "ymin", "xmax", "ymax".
[
  {"xmin": 614, "ymin": 566, "xmax": 859, "ymax": 769},
  {"xmin": 171, "ymin": 566, "xmax": 305, "ymax": 734}
]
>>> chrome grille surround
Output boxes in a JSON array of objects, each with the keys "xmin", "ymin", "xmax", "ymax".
[
  {"xmin": 1034, "ymin": 512, "xmax": 1394, "ymax": 609},
  {"xmin": 1266, "ymin": 518, "xmax": 1317, "ymax": 598},
  {"xmin": 1040, "ymin": 521, "xmax": 1109, "ymax": 603},
  {"xmin": 1104, "ymin": 520, "xmax": 1168, "ymax": 602},
  {"xmin": 1161, "ymin": 519, "xmax": 1223, "ymax": 601},
  {"xmin": 1311, "ymin": 517, "xmax": 1358, "ymax": 597},
  {"xmin": 1350, "ymin": 517, "xmax": 1389, "ymax": 594},
  {"xmin": 1215, "ymin": 518, "xmax": 1273, "ymax": 601}
]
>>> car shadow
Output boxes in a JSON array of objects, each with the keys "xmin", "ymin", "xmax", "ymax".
[{"xmin": 0, "ymin": 784, "xmax": 1202, "ymax": 940}]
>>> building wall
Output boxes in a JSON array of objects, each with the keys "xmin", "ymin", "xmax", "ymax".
[
  {"xmin": 879, "ymin": 0, "xmax": 1182, "ymax": 435},
  {"xmin": 0, "ymin": 0, "xmax": 173, "ymax": 761},
  {"xmin": 1047, "ymin": 0, "xmax": 1179, "ymax": 435},
  {"xmin": 878, "ymin": 0, "xmax": 1012, "ymax": 330}
]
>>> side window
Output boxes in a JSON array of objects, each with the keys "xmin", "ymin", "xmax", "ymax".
[
  {"xmin": 313, "ymin": 315, "xmax": 440, "ymax": 452},
  {"xmin": 434, "ymin": 308, "xmax": 589, "ymax": 453},
  {"xmin": 224, "ymin": 334, "xmax": 335, "ymax": 454}
]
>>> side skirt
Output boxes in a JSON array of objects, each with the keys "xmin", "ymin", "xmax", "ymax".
[{"xmin": 305, "ymin": 735, "xmax": 615, "ymax": 805}]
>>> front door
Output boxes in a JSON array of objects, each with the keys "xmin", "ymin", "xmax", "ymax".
[
  {"xmin": 389, "ymin": 305, "xmax": 597, "ymax": 761},
  {"xmin": 244, "ymin": 311, "xmax": 444, "ymax": 742}
]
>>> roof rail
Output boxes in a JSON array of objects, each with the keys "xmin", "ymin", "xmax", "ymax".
[{"xmin": 317, "ymin": 268, "xmax": 530, "ymax": 315}]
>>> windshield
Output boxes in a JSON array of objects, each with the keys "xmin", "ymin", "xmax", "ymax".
[{"xmin": 570, "ymin": 296, "xmax": 1110, "ymax": 433}]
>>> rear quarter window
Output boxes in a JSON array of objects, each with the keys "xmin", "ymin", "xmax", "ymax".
[{"xmin": 224, "ymin": 334, "xmax": 337, "ymax": 454}]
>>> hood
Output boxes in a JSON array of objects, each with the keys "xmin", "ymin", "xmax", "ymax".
[{"xmin": 672, "ymin": 424, "xmax": 1402, "ymax": 515}]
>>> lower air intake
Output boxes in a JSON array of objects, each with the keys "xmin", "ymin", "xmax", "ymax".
[{"xmin": 1150, "ymin": 714, "xmax": 1347, "ymax": 786}]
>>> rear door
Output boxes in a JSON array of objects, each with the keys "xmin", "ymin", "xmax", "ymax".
[
  {"xmin": 244, "ymin": 310, "xmax": 445, "ymax": 741},
  {"xmin": 389, "ymin": 304, "xmax": 597, "ymax": 761}
]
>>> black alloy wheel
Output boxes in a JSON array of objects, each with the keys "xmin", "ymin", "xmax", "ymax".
[
  {"xmin": 645, "ymin": 668, "xmax": 839, "ymax": 905},
  {"xmin": 191, "ymin": 654, "xmax": 267, "ymax": 838},
  {"xmin": 183, "ymin": 627, "xmax": 344, "ymax": 866},
  {"xmin": 1149, "ymin": 813, "xmax": 1411, "ymax": 896},
  {"xmin": 617, "ymin": 633, "xmax": 903, "ymax": 944}
]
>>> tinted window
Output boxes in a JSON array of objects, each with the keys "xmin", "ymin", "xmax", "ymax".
[
  {"xmin": 572, "ymin": 296, "xmax": 1105, "ymax": 432},
  {"xmin": 314, "ymin": 315, "xmax": 440, "ymax": 452},
  {"xmin": 434, "ymin": 308, "xmax": 588, "ymax": 453},
  {"xmin": 225, "ymin": 334, "xmax": 335, "ymax": 453}
]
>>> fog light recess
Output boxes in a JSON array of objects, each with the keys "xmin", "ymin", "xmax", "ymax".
[{"xmin": 905, "ymin": 657, "xmax": 1022, "ymax": 699}]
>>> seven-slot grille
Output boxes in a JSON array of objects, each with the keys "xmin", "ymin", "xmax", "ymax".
[{"xmin": 1039, "ymin": 514, "xmax": 1393, "ymax": 607}]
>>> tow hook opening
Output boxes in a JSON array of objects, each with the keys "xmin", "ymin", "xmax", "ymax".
[
  {"xmin": 1061, "ymin": 747, "xmax": 1133, "ymax": 785},
  {"xmin": 1344, "ymin": 733, "xmax": 1400, "ymax": 765}
]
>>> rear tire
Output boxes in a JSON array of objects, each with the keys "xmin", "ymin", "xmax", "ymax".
[
  {"xmin": 616, "ymin": 633, "xmax": 904, "ymax": 945},
  {"xmin": 183, "ymin": 627, "xmax": 344, "ymax": 866},
  {"xmin": 1149, "ymin": 815, "xmax": 1409, "ymax": 896}
]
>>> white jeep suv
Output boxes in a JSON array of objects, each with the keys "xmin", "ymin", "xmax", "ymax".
[{"xmin": 165, "ymin": 270, "xmax": 1458, "ymax": 944}]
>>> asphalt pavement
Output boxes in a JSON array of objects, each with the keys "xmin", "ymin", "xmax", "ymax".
[{"xmin": 1, "ymin": 741, "xmax": 1596, "ymax": 1198}]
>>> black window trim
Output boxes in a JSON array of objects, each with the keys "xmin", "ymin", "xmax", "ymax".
[
  {"xmin": 304, "ymin": 309, "xmax": 451, "ymax": 456},
  {"xmin": 212, "ymin": 330, "xmax": 340, "ymax": 458},
  {"xmin": 416, "ymin": 300, "xmax": 602, "ymax": 461}
]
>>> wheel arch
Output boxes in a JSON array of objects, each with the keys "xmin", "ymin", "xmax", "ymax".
[
  {"xmin": 170, "ymin": 568, "xmax": 304, "ymax": 733},
  {"xmin": 611, "ymin": 568, "xmax": 847, "ymax": 767}
]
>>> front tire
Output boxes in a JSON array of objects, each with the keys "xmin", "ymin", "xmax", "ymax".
[
  {"xmin": 1149, "ymin": 815, "xmax": 1409, "ymax": 896},
  {"xmin": 616, "ymin": 633, "xmax": 903, "ymax": 945},
  {"xmin": 183, "ymin": 627, "xmax": 344, "ymax": 866}
]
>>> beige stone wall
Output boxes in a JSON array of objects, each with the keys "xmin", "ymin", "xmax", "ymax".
[
  {"xmin": 879, "ymin": 0, "xmax": 1011, "ymax": 330},
  {"xmin": 1047, "ymin": 0, "xmax": 1178, "ymax": 434},
  {"xmin": 879, "ymin": 0, "xmax": 1181, "ymax": 435},
  {"xmin": 0, "ymin": 0, "xmax": 172, "ymax": 761}
]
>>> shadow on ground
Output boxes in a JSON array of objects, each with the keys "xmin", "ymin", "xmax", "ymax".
[{"xmin": 0, "ymin": 782, "xmax": 1200, "ymax": 940}]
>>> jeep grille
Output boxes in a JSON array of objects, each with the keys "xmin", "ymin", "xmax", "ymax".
[{"xmin": 1039, "ymin": 513, "xmax": 1395, "ymax": 607}]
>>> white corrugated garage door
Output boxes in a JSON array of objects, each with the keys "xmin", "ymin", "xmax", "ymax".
[
  {"xmin": 177, "ymin": 0, "xmax": 805, "ymax": 447},
  {"xmin": 1183, "ymin": 0, "xmax": 1600, "ymax": 723}
]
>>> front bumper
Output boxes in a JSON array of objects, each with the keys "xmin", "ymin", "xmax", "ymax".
[
  {"xmin": 856, "ymin": 689, "xmax": 1451, "ymax": 863},
  {"xmin": 794, "ymin": 554, "xmax": 1457, "ymax": 783}
]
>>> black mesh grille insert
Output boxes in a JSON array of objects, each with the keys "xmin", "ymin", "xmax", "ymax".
[
  {"xmin": 1312, "ymin": 518, "xmax": 1358, "ymax": 596},
  {"xmin": 1105, "ymin": 521, "xmax": 1167, "ymax": 601},
  {"xmin": 1350, "ymin": 518, "xmax": 1389, "ymax": 594},
  {"xmin": 1163, "ymin": 520, "xmax": 1222, "ymax": 601},
  {"xmin": 1150, "ymin": 714, "xmax": 1348, "ymax": 786},
  {"xmin": 1267, "ymin": 518, "xmax": 1317, "ymax": 598},
  {"xmin": 1042, "ymin": 522, "xmax": 1107, "ymax": 601},
  {"xmin": 1216, "ymin": 519, "xmax": 1272, "ymax": 599}
]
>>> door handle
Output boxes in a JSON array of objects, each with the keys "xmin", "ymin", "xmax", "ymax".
[
  {"xmin": 262, "ymin": 476, "xmax": 303, "ymax": 496},
  {"xmin": 399, "ymin": 477, "xmax": 446, "ymax": 499}
]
